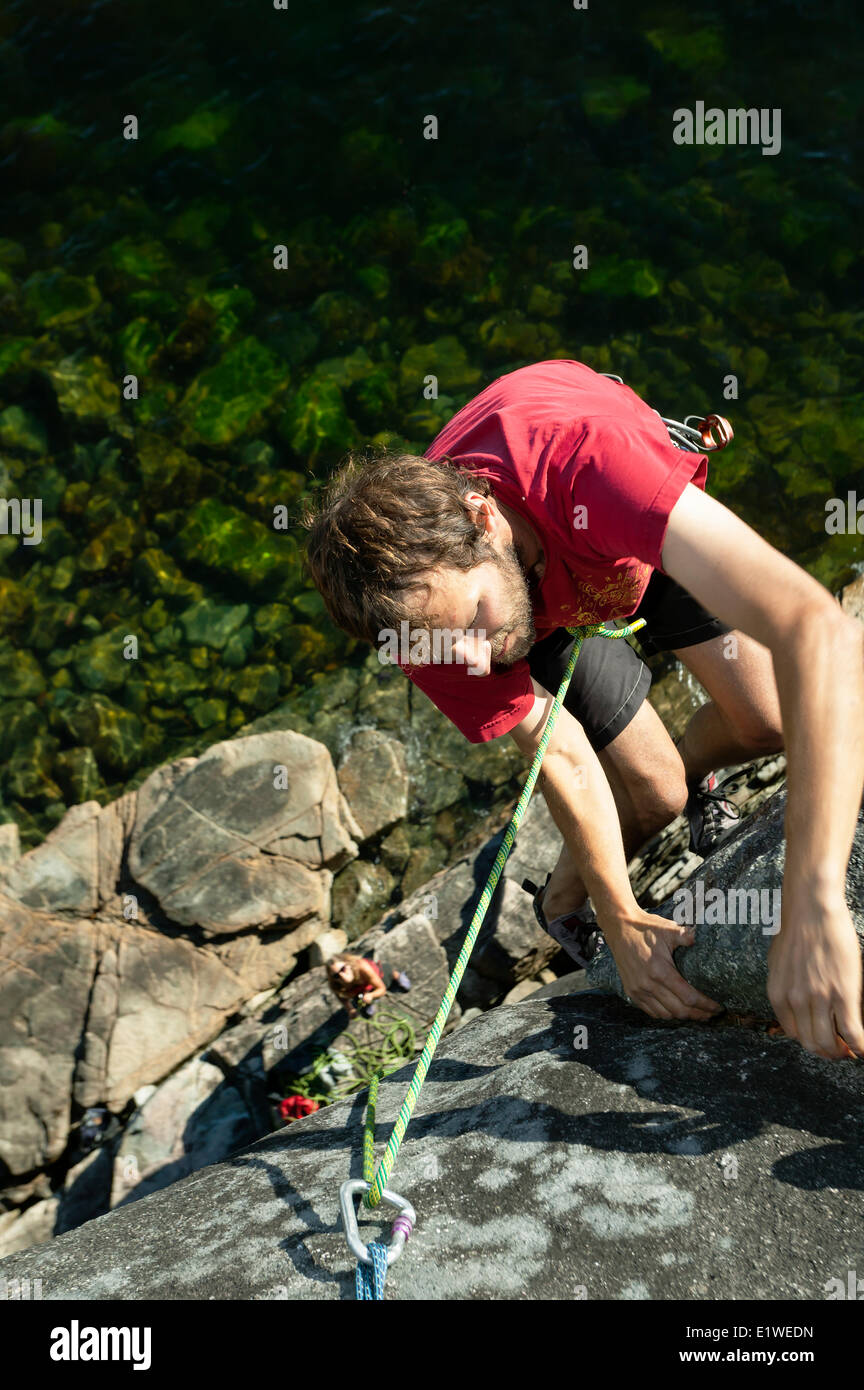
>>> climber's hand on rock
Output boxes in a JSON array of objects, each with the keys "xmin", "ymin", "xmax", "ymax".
[
  {"xmin": 767, "ymin": 897, "xmax": 864, "ymax": 1061},
  {"xmin": 601, "ymin": 908, "xmax": 724, "ymax": 1022},
  {"xmin": 445, "ymin": 629, "xmax": 493, "ymax": 677}
]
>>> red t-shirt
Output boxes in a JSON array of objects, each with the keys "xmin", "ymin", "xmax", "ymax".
[{"xmin": 397, "ymin": 359, "xmax": 709, "ymax": 743}]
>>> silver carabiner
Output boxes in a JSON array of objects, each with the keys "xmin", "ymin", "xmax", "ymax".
[{"xmin": 339, "ymin": 1179, "xmax": 416, "ymax": 1267}]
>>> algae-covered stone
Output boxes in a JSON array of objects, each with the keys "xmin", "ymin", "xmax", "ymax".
[
  {"xmin": 23, "ymin": 270, "xmax": 101, "ymax": 327},
  {"xmin": 228, "ymin": 665, "xmax": 280, "ymax": 712},
  {"xmin": 104, "ymin": 238, "xmax": 175, "ymax": 284},
  {"xmin": 278, "ymin": 376, "xmax": 357, "ymax": 462},
  {"xmin": 48, "ymin": 691, "xmax": 143, "ymax": 776},
  {"xmin": 0, "ymin": 405, "xmax": 48, "ymax": 455},
  {"xmin": 331, "ymin": 860, "xmax": 394, "ymax": 940},
  {"xmin": 198, "ymin": 287, "xmax": 256, "ymax": 343},
  {"xmin": 582, "ymin": 76, "xmax": 650, "ymax": 122},
  {"xmin": 167, "ymin": 199, "xmax": 231, "ymax": 252},
  {"xmin": 221, "ymin": 627, "xmax": 254, "ymax": 667},
  {"xmin": 277, "ymin": 623, "xmax": 340, "ymax": 679},
  {"xmin": 178, "ymin": 599, "xmax": 250, "ymax": 650},
  {"xmin": 0, "ymin": 337, "xmax": 38, "ymax": 382},
  {"xmin": 53, "ymin": 747, "xmax": 105, "ymax": 804},
  {"xmin": 380, "ymin": 822, "xmax": 412, "ymax": 874},
  {"xmin": 350, "ymin": 363, "xmax": 399, "ymax": 427},
  {"xmin": 0, "ymin": 577, "xmax": 34, "ymax": 631},
  {"xmin": 413, "ymin": 217, "xmax": 490, "ymax": 292},
  {"xmin": 0, "ymin": 238, "xmax": 26, "ymax": 270},
  {"xmin": 27, "ymin": 596, "xmax": 79, "ymax": 653},
  {"xmin": 399, "ymin": 336, "xmax": 482, "ymax": 396},
  {"xmin": 3, "ymin": 752, "xmax": 63, "ymax": 806},
  {"xmin": 355, "ymin": 264, "xmax": 390, "ymax": 299},
  {"xmin": 159, "ymin": 105, "xmax": 235, "ymax": 152},
  {"xmin": 79, "ymin": 517, "xmax": 145, "ymax": 574},
  {"xmin": 478, "ymin": 313, "xmax": 561, "ymax": 361},
  {"xmin": 526, "ymin": 284, "xmax": 565, "ymax": 317},
  {"xmin": 0, "ymin": 699, "xmax": 46, "ymax": 761},
  {"xmin": 72, "ymin": 628, "xmax": 133, "ymax": 693},
  {"xmin": 310, "ymin": 347, "xmax": 374, "ymax": 389},
  {"xmin": 259, "ymin": 310, "xmax": 319, "ymax": 368},
  {"xmin": 177, "ymin": 498, "xmax": 300, "ymax": 592},
  {"xmin": 133, "ymin": 548, "xmax": 204, "ymax": 605},
  {"xmin": 148, "ymin": 657, "xmax": 210, "ymax": 702},
  {"xmin": 253, "ymin": 603, "xmax": 294, "ymax": 642},
  {"xmin": 0, "ymin": 644, "xmax": 46, "ymax": 698},
  {"xmin": 401, "ymin": 841, "xmax": 449, "ymax": 897},
  {"xmin": 47, "ymin": 355, "xmax": 122, "ymax": 423},
  {"xmin": 582, "ymin": 256, "xmax": 663, "ymax": 299},
  {"xmin": 309, "ymin": 291, "xmax": 368, "ymax": 347},
  {"xmin": 189, "ymin": 698, "xmax": 228, "ymax": 730},
  {"xmin": 180, "ymin": 337, "xmax": 287, "ymax": 445},
  {"xmin": 118, "ymin": 318, "xmax": 164, "ymax": 376},
  {"xmin": 291, "ymin": 591, "xmax": 327, "ymax": 622},
  {"xmin": 152, "ymin": 623, "xmax": 183, "ymax": 654}
]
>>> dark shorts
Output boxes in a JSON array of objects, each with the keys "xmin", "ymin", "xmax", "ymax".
[{"xmin": 526, "ymin": 570, "xmax": 731, "ymax": 753}]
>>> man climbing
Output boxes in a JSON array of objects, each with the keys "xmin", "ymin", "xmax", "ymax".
[{"xmin": 302, "ymin": 359, "xmax": 864, "ymax": 1062}]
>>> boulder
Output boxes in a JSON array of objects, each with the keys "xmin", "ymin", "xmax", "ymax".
[
  {"xmin": 840, "ymin": 572, "xmax": 864, "ymax": 624},
  {"xmin": 0, "ymin": 890, "xmax": 302, "ymax": 1175},
  {"xmin": 109, "ymin": 1055, "xmax": 261, "ymax": 1209},
  {"xmin": 0, "ymin": 1197, "xmax": 58, "ymax": 1260},
  {"xmin": 3, "ymin": 988, "xmax": 863, "ymax": 1299},
  {"xmin": 0, "ymin": 894, "xmax": 99, "ymax": 1175},
  {"xmin": 128, "ymin": 732, "xmax": 361, "ymax": 934},
  {"xmin": 0, "ymin": 822, "xmax": 20, "ymax": 870},
  {"xmin": 308, "ymin": 928, "xmax": 349, "ymax": 967},
  {"xmin": 0, "ymin": 797, "xmax": 134, "ymax": 915},
  {"xmin": 336, "ymin": 728, "xmax": 409, "ymax": 840},
  {"xmin": 587, "ymin": 788, "xmax": 864, "ymax": 1017}
]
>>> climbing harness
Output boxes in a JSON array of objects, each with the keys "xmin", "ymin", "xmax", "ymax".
[{"xmin": 338, "ymin": 380, "xmax": 733, "ymax": 1297}]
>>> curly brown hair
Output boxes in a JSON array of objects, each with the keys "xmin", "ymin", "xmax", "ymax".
[{"xmin": 299, "ymin": 449, "xmax": 494, "ymax": 645}]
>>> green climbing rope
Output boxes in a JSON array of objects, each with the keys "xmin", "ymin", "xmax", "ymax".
[
  {"xmin": 360, "ymin": 618, "xmax": 646, "ymax": 1209},
  {"xmin": 291, "ymin": 1010, "xmax": 417, "ymax": 1106}
]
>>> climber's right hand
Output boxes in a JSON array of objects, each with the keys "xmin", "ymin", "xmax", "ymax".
[{"xmin": 599, "ymin": 907, "xmax": 724, "ymax": 1022}]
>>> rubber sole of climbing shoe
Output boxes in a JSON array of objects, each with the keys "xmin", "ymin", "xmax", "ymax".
[{"xmin": 522, "ymin": 874, "xmax": 604, "ymax": 969}]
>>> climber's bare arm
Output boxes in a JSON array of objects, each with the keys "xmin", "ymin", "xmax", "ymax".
[
  {"xmin": 663, "ymin": 482, "xmax": 864, "ymax": 1060},
  {"xmin": 510, "ymin": 683, "xmax": 722, "ymax": 1021}
]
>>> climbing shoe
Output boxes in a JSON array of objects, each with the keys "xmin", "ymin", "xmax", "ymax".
[
  {"xmin": 686, "ymin": 771, "xmax": 742, "ymax": 857},
  {"xmin": 391, "ymin": 971, "xmax": 412, "ymax": 992},
  {"xmin": 522, "ymin": 874, "xmax": 603, "ymax": 969}
]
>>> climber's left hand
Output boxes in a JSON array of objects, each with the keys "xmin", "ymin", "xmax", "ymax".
[{"xmin": 767, "ymin": 894, "xmax": 864, "ymax": 1061}]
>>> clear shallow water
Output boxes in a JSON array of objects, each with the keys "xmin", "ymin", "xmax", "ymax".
[{"xmin": 0, "ymin": 0, "xmax": 861, "ymax": 845}]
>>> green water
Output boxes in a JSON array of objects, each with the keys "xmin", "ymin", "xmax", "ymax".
[{"xmin": 0, "ymin": 0, "xmax": 862, "ymax": 849}]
